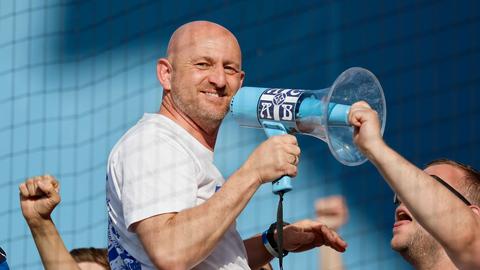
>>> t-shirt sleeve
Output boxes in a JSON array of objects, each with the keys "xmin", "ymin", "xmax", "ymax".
[{"xmin": 118, "ymin": 128, "xmax": 198, "ymax": 229}]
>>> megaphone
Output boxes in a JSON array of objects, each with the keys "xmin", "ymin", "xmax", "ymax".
[{"xmin": 230, "ymin": 67, "xmax": 386, "ymax": 194}]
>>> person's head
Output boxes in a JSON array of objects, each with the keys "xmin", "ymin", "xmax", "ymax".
[
  {"xmin": 391, "ymin": 159, "xmax": 480, "ymax": 267},
  {"xmin": 70, "ymin": 248, "xmax": 109, "ymax": 270},
  {"xmin": 157, "ymin": 20, "xmax": 245, "ymax": 132}
]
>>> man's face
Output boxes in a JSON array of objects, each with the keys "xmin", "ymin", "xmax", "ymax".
[
  {"xmin": 390, "ymin": 164, "xmax": 466, "ymax": 260},
  {"xmin": 391, "ymin": 199, "xmax": 440, "ymax": 260},
  {"xmin": 168, "ymin": 28, "xmax": 244, "ymax": 127}
]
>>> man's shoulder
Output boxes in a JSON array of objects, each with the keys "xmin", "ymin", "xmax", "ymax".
[
  {"xmin": 109, "ymin": 114, "xmax": 188, "ymax": 160},
  {"xmin": 125, "ymin": 114, "xmax": 177, "ymax": 140}
]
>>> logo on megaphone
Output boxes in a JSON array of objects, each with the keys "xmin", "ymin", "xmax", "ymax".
[{"xmin": 230, "ymin": 67, "xmax": 386, "ymax": 169}]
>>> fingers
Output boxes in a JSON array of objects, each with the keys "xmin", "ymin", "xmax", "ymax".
[
  {"xmin": 349, "ymin": 101, "xmax": 373, "ymax": 125},
  {"xmin": 289, "ymin": 155, "xmax": 299, "ymax": 166},
  {"xmin": 315, "ymin": 195, "xmax": 348, "ymax": 218},
  {"xmin": 319, "ymin": 225, "xmax": 347, "ymax": 252},
  {"xmin": 279, "ymin": 134, "xmax": 298, "ymax": 145},
  {"xmin": 19, "ymin": 175, "xmax": 60, "ymax": 198},
  {"xmin": 315, "ymin": 195, "xmax": 344, "ymax": 213},
  {"xmin": 268, "ymin": 135, "xmax": 301, "ymax": 178},
  {"xmin": 245, "ymin": 134, "xmax": 302, "ymax": 184},
  {"xmin": 19, "ymin": 182, "xmax": 29, "ymax": 198},
  {"xmin": 351, "ymin": 100, "xmax": 371, "ymax": 110},
  {"xmin": 37, "ymin": 175, "xmax": 59, "ymax": 196},
  {"xmin": 278, "ymin": 135, "xmax": 301, "ymax": 173}
]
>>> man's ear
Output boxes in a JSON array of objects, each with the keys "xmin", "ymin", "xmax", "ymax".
[
  {"xmin": 469, "ymin": 204, "xmax": 480, "ymax": 217},
  {"xmin": 239, "ymin": 70, "xmax": 245, "ymax": 88},
  {"xmin": 157, "ymin": 58, "xmax": 172, "ymax": 91}
]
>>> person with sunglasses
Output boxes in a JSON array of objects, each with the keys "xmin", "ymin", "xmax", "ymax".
[
  {"xmin": 0, "ymin": 247, "xmax": 9, "ymax": 270},
  {"xmin": 349, "ymin": 101, "xmax": 480, "ymax": 270}
]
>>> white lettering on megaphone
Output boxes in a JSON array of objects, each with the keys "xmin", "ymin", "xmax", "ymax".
[
  {"xmin": 265, "ymin": 88, "xmax": 282, "ymax": 95},
  {"xmin": 290, "ymin": 90, "xmax": 301, "ymax": 96},
  {"xmin": 260, "ymin": 102, "xmax": 273, "ymax": 119},
  {"xmin": 281, "ymin": 104, "xmax": 294, "ymax": 120}
]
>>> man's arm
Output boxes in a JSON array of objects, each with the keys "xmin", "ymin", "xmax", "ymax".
[
  {"xmin": 349, "ymin": 101, "xmax": 480, "ymax": 270},
  {"xmin": 243, "ymin": 220, "xmax": 347, "ymax": 270},
  {"xmin": 133, "ymin": 135, "xmax": 301, "ymax": 270},
  {"xmin": 19, "ymin": 175, "xmax": 80, "ymax": 270},
  {"xmin": 243, "ymin": 233, "xmax": 273, "ymax": 269},
  {"xmin": 315, "ymin": 196, "xmax": 349, "ymax": 270}
]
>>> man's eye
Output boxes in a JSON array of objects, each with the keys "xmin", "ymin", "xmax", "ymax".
[
  {"xmin": 224, "ymin": 66, "xmax": 238, "ymax": 74},
  {"xmin": 195, "ymin": 63, "xmax": 209, "ymax": 68}
]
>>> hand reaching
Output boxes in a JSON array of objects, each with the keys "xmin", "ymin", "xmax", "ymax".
[
  {"xmin": 19, "ymin": 175, "xmax": 61, "ymax": 226},
  {"xmin": 281, "ymin": 219, "xmax": 347, "ymax": 253}
]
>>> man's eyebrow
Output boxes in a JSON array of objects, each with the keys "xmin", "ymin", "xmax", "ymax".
[
  {"xmin": 191, "ymin": 56, "xmax": 241, "ymax": 68},
  {"xmin": 191, "ymin": 56, "xmax": 213, "ymax": 62}
]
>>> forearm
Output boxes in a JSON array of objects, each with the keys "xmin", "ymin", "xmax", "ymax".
[
  {"xmin": 367, "ymin": 142, "xmax": 479, "ymax": 253},
  {"xmin": 244, "ymin": 234, "xmax": 273, "ymax": 270},
  {"xmin": 27, "ymin": 218, "xmax": 79, "ymax": 270},
  {"xmin": 141, "ymin": 167, "xmax": 261, "ymax": 269},
  {"xmin": 319, "ymin": 246, "xmax": 344, "ymax": 270}
]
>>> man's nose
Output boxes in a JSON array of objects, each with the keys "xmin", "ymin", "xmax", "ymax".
[{"xmin": 208, "ymin": 65, "xmax": 226, "ymax": 88}]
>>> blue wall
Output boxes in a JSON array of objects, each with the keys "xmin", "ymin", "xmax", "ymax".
[{"xmin": 1, "ymin": 1, "xmax": 479, "ymax": 269}]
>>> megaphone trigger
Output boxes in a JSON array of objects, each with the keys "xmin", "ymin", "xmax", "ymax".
[{"xmin": 260, "ymin": 121, "xmax": 294, "ymax": 194}]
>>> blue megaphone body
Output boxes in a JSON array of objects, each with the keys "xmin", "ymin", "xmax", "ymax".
[{"xmin": 230, "ymin": 67, "xmax": 387, "ymax": 194}]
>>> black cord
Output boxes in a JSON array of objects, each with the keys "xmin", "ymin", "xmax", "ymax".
[{"xmin": 277, "ymin": 191, "xmax": 284, "ymax": 270}]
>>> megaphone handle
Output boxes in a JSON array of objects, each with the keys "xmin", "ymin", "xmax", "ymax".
[
  {"xmin": 261, "ymin": 121, "xmax": 293, "ymax": 195},
  {"xmin": 328, "ymin": 103, "xmax": 351, "ymax": 126}
]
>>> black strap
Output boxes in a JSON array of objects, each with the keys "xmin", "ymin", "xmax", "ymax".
[{"xmin": 277, "ymin": 191, "xmax": 284, "ymax": 270}]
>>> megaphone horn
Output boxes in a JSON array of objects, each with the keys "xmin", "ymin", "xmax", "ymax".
[{"xmin": 230, "ymin": 67, "xmax": 387, "ymax": 194}]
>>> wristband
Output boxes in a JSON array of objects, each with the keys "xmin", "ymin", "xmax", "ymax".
[
  {"xmin": 264, "ymin": 222, "xmax": 290, "ymax": 257},
  {"xmin": 262, "ymin": 229, "xmax": 280, "ymax": 257}
]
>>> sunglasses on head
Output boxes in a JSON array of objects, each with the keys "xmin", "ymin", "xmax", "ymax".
[{"xmin": 393, "ymin": 175, "xmax": 472, "ymax": 206}]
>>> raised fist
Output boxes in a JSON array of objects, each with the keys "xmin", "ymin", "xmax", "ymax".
[{"xmin": 19, "ymin": 175, "xmax": 61, "ymax": 226}]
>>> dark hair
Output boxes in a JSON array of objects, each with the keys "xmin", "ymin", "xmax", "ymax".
[
  {"xmin": 425, "ymin": 158, "xmax": 480, "ymax": 205},
  {"xmin": 70, "ymin": 247, "xmax": 110, "ymax": 269}
]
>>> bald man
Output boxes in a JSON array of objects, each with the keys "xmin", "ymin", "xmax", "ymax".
[{"xmin": 106, "ymin": 21, "xmax": 346, "ymax": 270}]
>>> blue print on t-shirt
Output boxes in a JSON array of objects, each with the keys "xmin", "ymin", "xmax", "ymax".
[{"xmin": 108, "ymin": 218, "xmax": 141, "ymax": 270}]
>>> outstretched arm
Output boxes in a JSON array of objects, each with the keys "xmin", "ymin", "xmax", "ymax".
[
  {"xmin": 349, "ymin": 101, "xmax": 480, "ymax": 270},
  {"xmin": 19, "ymin": 175, "xmax": 80, "ymax": 270}
]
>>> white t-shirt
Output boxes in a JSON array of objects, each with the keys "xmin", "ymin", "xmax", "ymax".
[{"xmin": 106, "ymin": 113, "xmax": 250, "ymax": 270}]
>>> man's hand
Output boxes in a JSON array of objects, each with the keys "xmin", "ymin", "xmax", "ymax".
[
  {"xmin": 19, "ymin": 175, "xmax": 61, "ymax": 226},
  {"xmin": 242, "ymin": 134, "xmax": 300, "ymax": 185},
  {"xmin": 315, "ymin": 195, "xmax": 349, "ymax": 231},
  {"xmin": 281, "ymin": 220, "xmax": 347, "ymax": 253},
  {"xmin": 349, "ymin": 101, "xmax": 384, "ymax": 155}
]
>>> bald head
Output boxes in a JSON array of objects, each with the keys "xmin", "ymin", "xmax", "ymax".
[
  {"xmin": 166, "ymin": 21, "xmax": 242, "ymax": 66},
  {"xmin": 157, "ymin": 20, "xmax": 245, "ymax": 137}
]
